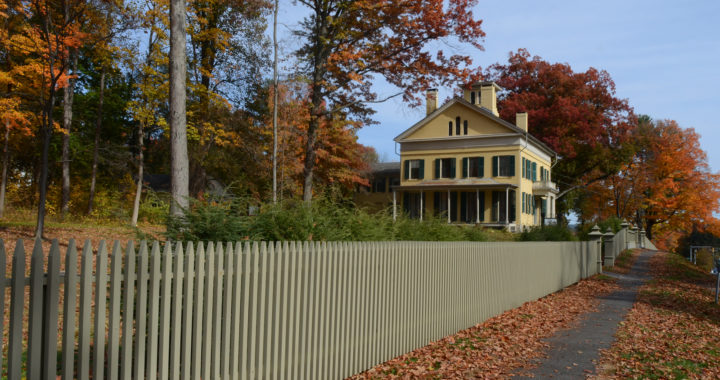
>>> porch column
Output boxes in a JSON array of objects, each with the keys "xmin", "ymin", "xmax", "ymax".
[
  {"xmin": 392, "ymin": 190, "xmax": 397, "ymax": 221},
  {"xmin": 476, "ymin": 189, "xmax": 480, "ymax": 224},
  {"xmin": 505, "ymin": 187, "xmax": 509, "ymax": 224},
  {"xmin": 419, "ymin": 191, "xmax": 423, "ymax": 222},
  {"xmin": 447, "ymin": 189, "xmax": 451, "ymax": 224}
]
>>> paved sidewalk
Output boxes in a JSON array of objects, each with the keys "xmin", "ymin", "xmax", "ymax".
[{"xmin": 516, "ymin": 249, "xmax": 654, "ymax": 379}]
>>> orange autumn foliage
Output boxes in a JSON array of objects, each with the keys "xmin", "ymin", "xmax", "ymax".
[{"xmin": 579, "ymin": 118, "xmax": 720, "ymax": 250}]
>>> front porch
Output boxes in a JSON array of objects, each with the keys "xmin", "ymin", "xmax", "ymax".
[{"xmin": 392, "ymin": 183, "xmax": 519, "ymax": 227}]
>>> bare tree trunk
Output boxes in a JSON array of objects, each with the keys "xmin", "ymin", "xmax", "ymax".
[
  {"xmin": 36, "ymin": 92, "xmax": 55, "ymax": 238},
  {"xmin": 169, "ymin": 0, "xmax": 189, "ymax": 216},
  {"xmin": 0, "ymin": 120, "xmax": 10, "ymax": 218},
  {"xmin": 272, "ymin": 0, "xmax": 279, "ymax": 204},
  {"xmin": 61, "ymin": 55, "xmax": 77, "ymax": 218},
  {"xmin": 87, "ymin": 68, "xmax": 105, "ymax": 215},
  {"xmin": 131, "ymin": 123, "xmax": 144, "ymax": 226}
]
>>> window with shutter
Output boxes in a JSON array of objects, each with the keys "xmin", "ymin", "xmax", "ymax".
[
  {"xmin": 522, "ymin": 158, "xmax": 526, "ymax": 178},
  {"xmin": 497, "ymin": 155, "xmax": 515, "ymax": 177},
  {"xmin": 406, "ymin": 159, "xmax": 423, "ymax": 179},
  {"xmin": 466, "ymin": 156, "xmax": 483, "ymax": 178},
  {"xmin": 436, "ymin": 158, "xmax": 456, "ymax": 179},
  {"xmin": 532, "ymin": 162, "xmax": 537, "ymax": 182}
]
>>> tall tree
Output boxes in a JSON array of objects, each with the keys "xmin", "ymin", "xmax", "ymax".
[
  {"xmin": 271, "ymin": 0, "xmax": 278, "ymax": 203},
  {"xmin": 294, "ymin": 0, "xmax": 485, "ymax": 203},
  {"xmin": 169, "ymin": 0, "xmax": 189, "ymax": 215},
  {"xmin": 128, "ymin": 0, "xmax": 168, "ymax": 226},
  {"xmin": 12, "ymin": 0, "xmax": 86, "ymax": 236},
  {"xmin": 485, "ymin": 49, "xmax": 636, "ymax": 219}
]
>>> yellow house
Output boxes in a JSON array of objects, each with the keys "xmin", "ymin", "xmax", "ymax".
[{"xmin": 358, "ymin": 81, "xmax": 559, "ymax": 231}]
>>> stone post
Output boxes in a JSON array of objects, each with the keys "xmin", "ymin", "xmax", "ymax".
[
  {"xmin": 603, "ymin": 231, "xmax": 616, "ymax": 267},
  {"xmin": 631, "ymin": 226, "xmax": 638, "ymax": 249},
  {"xmin": 640, "ymin": 229, "xmax": 646, "ymax": 249},
  {"xmin": 588, "ymin": 225, "xmax": 604, "ymax": 274},
  {"xmin": 620, "ymin": 219, "xmax": 630, "ymax": 251}
]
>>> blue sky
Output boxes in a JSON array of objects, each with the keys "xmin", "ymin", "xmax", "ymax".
[{"xmin": 277, "ymin": 0, "xmax": 720, "ymax": 171}]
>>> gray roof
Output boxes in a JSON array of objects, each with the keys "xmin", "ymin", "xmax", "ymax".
[{"xmin": 371, "ymin": 162, "xmax": 400, "ymax": 174}]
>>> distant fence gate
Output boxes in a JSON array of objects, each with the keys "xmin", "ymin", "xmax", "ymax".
[{"xmin": 0, "ymin": 227, "xmax": 650, "ymax": 379}]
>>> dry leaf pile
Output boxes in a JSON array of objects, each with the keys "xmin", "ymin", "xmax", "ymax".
[
  {"xmin": 594, "ymin": 252, "xmax": 720, "ymax": 379},
  {"xmin": 351, "ymin": 275, "xmax": 619, "ymax": 379}
]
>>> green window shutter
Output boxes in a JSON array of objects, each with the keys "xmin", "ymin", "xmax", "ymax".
[
  {"xmin": 532, "ymin": 162, "xmax": 537, "ymax": 182},
  {"xmin": 522, "ymin": 192, "xmax": 525, "ymax": 213},
  {"xmin": 403, "ymin": 160, "xmax": 409, "ymax": 180},
  {"xmin": 542, "ymin": 199, "xmax": 547, "ymax": 215},
  {"xmin": 450, "ymin": 191, "xmax": 457, "ymax": 222},
  {"xmin": 526, "ymin": 160, "xmax": 530, "ymax": 179},
  {"xmin": 434, "ymin": 159, "xmax": 440, "ymax": 179},
  {"xmin": 460, "ymin": 192, "xmax": 467, "ymax": 222},
  {"xmin": 522, "ymin": 158, "xmax": 526, "ymax": 178},
  {"xmin": 478, "ymin": 157, "xmax": 484, "ymax": 177},
  {"xmin": 419, "ymin": 159, "xmax": 425, "ymax": 179},
  {"xmin": 450, "ymin": 158, "xmax": 456, "ymax": 178},
  {"xmin": 492, "ymin": 156, "xmax": 498, "ymax": 177},
  {"xmin": 509, "ymin": 155, "xmax": 516, "ymax": 176},
  {"xmin": 462, "ymin": 157, "xmax": 468, "ymax": 178}
]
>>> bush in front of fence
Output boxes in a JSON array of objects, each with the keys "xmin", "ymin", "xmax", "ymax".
[
  {"xmin": 519, "ymin": 225, "xmax": 577, "ymax": 241},
  {"xmin": 166, "ymin": 196, "xmax": 509, "ymax": 242}
]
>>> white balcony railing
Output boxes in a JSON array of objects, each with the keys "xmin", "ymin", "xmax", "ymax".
[{"xmin": 532, "ymin": 180, "xmax": 559, "ymax": 194}]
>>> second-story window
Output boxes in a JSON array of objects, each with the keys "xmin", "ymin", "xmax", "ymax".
[
  {"xmin": 492, "ymin": 155, "xmax": 515, "ymax": 177},
  {"xmin": 434, "ymin": 158, "xmax": 456, "ymax": 179},
  {"xmin": 462, "ymin": 157, "xmax": 484, "ymax": 178},
  {"xmin": 404, "ymin": 159, "xmax": 424, "ymax": 180}
]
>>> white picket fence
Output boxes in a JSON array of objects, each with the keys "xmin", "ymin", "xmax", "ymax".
[{"xmin": 1, "ymin": 238, "xmax": 606, "ymax": 380}]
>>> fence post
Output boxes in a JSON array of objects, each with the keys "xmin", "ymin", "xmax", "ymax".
[
  {"xmin": 620, "ymin": 220, "xmax": 630, "ymax": 251},
  {"xmin": 639, "ymin": 229, "xmax": 646, "ymax": 249},
  {"xmin": 603, "ymin": 231, "xmax": 616, "ymax": 267},
  {"xmin": 589, "ymin": 225, "xmax": 603, "ymax": 274}
]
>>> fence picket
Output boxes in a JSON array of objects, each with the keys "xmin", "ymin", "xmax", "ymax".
[
  {"xmin": 230, "ymin": 242, "xmax": 243, "ymax": 380},
  {"xmin": 0, "ymin": 241, "xmax": 4, "ymax": 379},
  {"xmin": 240, "ymin": 241, "xmax": 253, "ymax": 380},
  {"xmin": 107, "ymin": 242, "xmax": 123, "ymax": 380},
  {"xmin": 190, "ymin": 243, "xmax": 205, "ymax": 380},
  {"xmin": 158, "ymin": 241, "xmax": 173, "ymax": 380},
  {"xmin": 78, "ymin": 240, "xmax": 94, "ymax": 380},
  {"xmin": 133, "ymin": 241, "xmax": 150, "ymax": 380},
  {"xmin": 62, "ymin": 239, "xmax": 77, "ymax": 380},
  {"xmin": 221, "ymin": 242, "xmax": 234, "ymax": 379},
  {"xmin": 279, "ymin": 241, "xmax": 291, "ymax": 379},
  {"xmin": 27, "ymin": 239, "xmax": 45, "ymax": 380},
  {"xmin": 180, "ymin": 242, "xmax": 195, "ymax": 380},
  {"xmin": 271, "ymin": 242, "xmax": 282, "ymax": 380},
  {"xmin": 170, "ymin": 242, "xmax": 185, "ymax": 380},
  {"xmin": 146, "ymin": 241, "xmax": 162, "ymax": 380},
  {"xmin": 7, "ymin": 241, "xmax": 25, "ymax": 380},
  {"xmin": 119, "ymin": 241, "xmax": 136, "ymax": 380},
  {"xmin": 211, "ymin": 242, "xmax": 224, "ymax": 379},
  {"xmin": 93, "ymin": 241, "xmax": 109, "ymax": 380},
  {"xmin": 41, "ymin": 240, "xmax": 61, "ymax": 380},
  {"xmin": 201, "ymin": 242, "xmax": 215, "ymax": 380}
]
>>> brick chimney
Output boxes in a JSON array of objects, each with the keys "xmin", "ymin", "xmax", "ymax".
[
  {"xmin": 479, "ymin": 82, "xmax": 499, "ymax": 117},
  {"xmin": 426, "ymin": 88, "xmax": 438, "ymax": 115}
]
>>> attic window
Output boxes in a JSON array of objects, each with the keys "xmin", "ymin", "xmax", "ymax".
[
  {"xmin": 455, "ymin": 117, "xmax": 461, "ymax": 135},
  {"xmin": 463, "ymin": 120, "xmax": 468, "ymax": 135},
  {"xmin": 470, "ymin": 91, "xmax": 476, "ymax": 104},
  {"xmin": 448, "ymin": 121, "xmax": 453, "ymax": 136}
]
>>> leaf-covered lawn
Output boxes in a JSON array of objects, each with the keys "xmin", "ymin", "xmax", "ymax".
[
  {"xmin": 594, "ymin": 252, "xmax": 720, "ymax": 379},
  {"xmin": 350, "ymin": 275, "xmax": 619, "ymax": 379}
]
